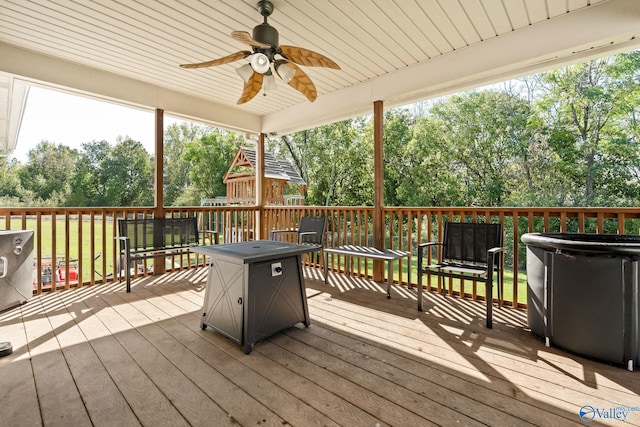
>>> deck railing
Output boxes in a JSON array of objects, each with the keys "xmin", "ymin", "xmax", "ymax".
[
  {"xmin": 263, "ymin": 206, "xmax": 640, "ymax": 308},
  {"xmin": 0, "ymin": 206, "xmax": 257, "ymax": 294},
  {"xmin": 2, "ymin": 205, "xmax": 640, "ymax": 307}
]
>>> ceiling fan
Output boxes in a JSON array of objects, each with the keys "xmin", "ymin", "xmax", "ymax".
[{"xmin": 180, "ymin": 0, "xmax": 340, "ymax": 105}]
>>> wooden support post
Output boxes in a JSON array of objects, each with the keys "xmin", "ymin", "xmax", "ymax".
[
  {"xmin": 153, "ymin": 108, "xmax": 165, "ymax": 276},
  {"xmin": 373, "ymin": 100, "xmax": 384, "ymax": 282},
  {"xmin": 256, "ymin": 133, "xmax": 266, "ymax": 239}
]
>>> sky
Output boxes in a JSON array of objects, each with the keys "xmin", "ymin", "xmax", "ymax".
[
  {"xmin": 13, "ymin": 81, "xmax": 505, "ymax": 164},
  {"xmin": 14, "ymin": 86, "xmax": 162, "ymax": 162}
]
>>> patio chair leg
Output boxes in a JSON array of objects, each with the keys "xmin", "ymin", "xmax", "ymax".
[
  {"xmin": 323, "ymin": 252, "xmax": 328, "ymax": 284},
  {"xmin": 486, "ymin": 278, "xmax": 493, "ymax": 329},
  {"xmin": 124, "ymin": 241, "xmax": 131, "ymax": 293}
]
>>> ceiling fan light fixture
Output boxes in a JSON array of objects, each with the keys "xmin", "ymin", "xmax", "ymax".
[
  {"xmin": 250, "ymin": 53, "xmax": 270, "ymax": 74},
  {"xmin": 236, "ymin": 63, "xmax": 254, "ymax": 82},
  {"xmin": 263, "ymin": 73, "xmax": 277, "ymax": 90},
  {"xmin": 276, "ymin": 62, "xmax": 296, "ymax": 83}
]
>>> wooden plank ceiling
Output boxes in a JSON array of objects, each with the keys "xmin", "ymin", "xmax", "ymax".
[{"xmin": 1, "ymin": 0, "xmax": 639, "ymax": 151}]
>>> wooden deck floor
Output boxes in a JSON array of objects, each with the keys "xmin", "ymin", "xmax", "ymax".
[{"xmin": 1, "ymin": 267, "xmax": 639, "ymax": 427}]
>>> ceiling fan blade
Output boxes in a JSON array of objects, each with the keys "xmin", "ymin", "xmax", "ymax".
[
  {"xmin": 237, "ymin": 72, "xmax": 264, "ymax": 104},
  {"xmin": 180, "ymin": 51, "xmax": 250, "ymax": 68},
  {"xmin": 279, "ymin": 45, "xmax": 340, "ymax": 69},
  {"xmin": 283, "ymin": 62, "xmax": 317, "ymax": 102},
  {"xmin": 231, "ymin": 31, "xmax": 271, "ymax": 49}
]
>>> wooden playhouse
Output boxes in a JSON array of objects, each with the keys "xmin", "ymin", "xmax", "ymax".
[{"xmin": 223, "ymin": 147, "xmax": 306, "ymax": 205}]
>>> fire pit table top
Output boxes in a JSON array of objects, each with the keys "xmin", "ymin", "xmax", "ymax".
[{"xmin": 191, "ymin": 240, "xmax": 321, "ymax": 264}]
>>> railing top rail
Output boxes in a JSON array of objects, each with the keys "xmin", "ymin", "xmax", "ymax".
[{"xmin": 3, "ymin": 205, "xmax": 639, "ymax": 215}]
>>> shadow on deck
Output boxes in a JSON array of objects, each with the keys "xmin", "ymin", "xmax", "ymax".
[{"xmin": 1, "ymin": 267, "xmax": 638, "ymax": 426}]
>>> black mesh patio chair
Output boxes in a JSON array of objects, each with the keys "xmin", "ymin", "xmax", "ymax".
[
  {"xmin": 269, "ymin": 216, "xmax": 327, "ymax": 275},
  {"xmin": 417, "ymin": 222, "xmax": 504, "ymax": 328}
]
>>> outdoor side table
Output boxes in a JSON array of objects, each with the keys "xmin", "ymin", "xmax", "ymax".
[
  {"xmin": 323, "ymin": 245, "xmax": 411, "ymax": 298},
  {"xmin": 192, "ymin": 240, "xmax": 319, "ymax": 354}
]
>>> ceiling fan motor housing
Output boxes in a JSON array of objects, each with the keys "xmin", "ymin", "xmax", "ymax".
[{"xmin": 252, "ymin": 23, "xmax": 278, "ymax": 49}]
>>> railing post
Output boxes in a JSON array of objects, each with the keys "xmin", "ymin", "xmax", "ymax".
[
  {"xmin": 256, "ymin": 133, "xmax": 266, "ymax": 239},
  {"xmin": 153, "ymin": 108, "xmax": 166, "ymax": 276},
  {"xmin": 373, "ymin": 100, "xmax": 385, "ymax": 282}
]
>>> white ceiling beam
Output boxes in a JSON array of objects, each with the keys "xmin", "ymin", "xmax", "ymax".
[{"xmin": 0, "ymin": 42, "xmax": 262, "ymax": 134}]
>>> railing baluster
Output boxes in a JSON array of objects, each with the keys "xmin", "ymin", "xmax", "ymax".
[{"xmin": 2, "ymin": 205, "xmax": 640, "ymax": 303}]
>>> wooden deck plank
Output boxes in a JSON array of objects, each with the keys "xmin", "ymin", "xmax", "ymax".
[
  {"xmin": 331, "ymin": 285, "xmax": 640, "ymax": 409},
  {"xmin": 96, "ymin": 291, "xmax": 237, "ymax": 427},
  {"xmin": 100, "ymin": 289, "xmax": 269, "ymax": 426},
  {"xmin": 258, "ymin": 337, "xmax": 440, "ymax": 427},
  {"xmin": 224, "ymin": 340, "xmax": 388, "ymax": 427},
  {"xmin": 306, "ymin": 283, "xmax": 640, "ymax": 426},
  {"xmin": 278, "ymin": 325, "xmax": 539, "ymax": 426},
  {"xmin": 2, "ymin": 269, "xmax": 640, "ymax": 427},
  {"xmin": 127, "ymin": 286, "xmax": 348, "ymax": 426},
  {"xmin": 24, "ymin": 295, "xmax": 92, "ymax": 427},
  {"xmin": 135, "ymin": 279, "xmax": 420, "ymax": 426},
  {"xmin": 46, "ymin": 290, "xmax": 140, "ymax": 427},
  {"xmin": 303, "ymin": 300, "xmax": 578, "ymax": 427},
  {"xmin": 115, "ymin": 285, "xmax": 335, "ymax": 426},
  {"xmin": 0, "ymin": 304, "xmax": 42, "ymax": 427},
  {"xmin": 140, "ymin": 279, "xmax": 416, "ymax": 426},
  {"xmin": 70, "ymin": 285, "xmax": 189, "ymax": 427}
]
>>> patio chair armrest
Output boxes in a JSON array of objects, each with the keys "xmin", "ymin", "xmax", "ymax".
[
  {"xmin": 114, "ymin": 236, "xmax": 129, "ymax": 250},
  {"xmin": 486, "ymin": 246, "xmax": 505, "ymax": 272},
  {"xmin": 417, "ymin": 241, "xmax": 442, "ymax": 252},
  {"xmin": 298, "ymin": 231, "xmax": 320, "ymax": 244},
  {"xmin": 201, "ymin": 229, "xmax": 219, "ymax": 244},
  {"xmin": 417, "ymin": 241, "xmax": 442, "ymax": 267}
]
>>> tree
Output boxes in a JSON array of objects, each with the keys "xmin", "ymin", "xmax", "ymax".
[
  {"xmin": 69, "ymin": 137, "xmax": 154, "ymax": 206},
  {"xmin": 535, "ymin": 55, "xmax": 640, "ymax": 206},
  {"xmin": 19, "ymin": 141, "xmax": 79, "ymax": 205},
  {"xmin": 164, "ymin": 122, "xmax": 211, "ymax": 206},
  {"xmin": 182, "ymin": 129, "xmax": 243, "ymax": 203},
  {"xmin": 102, "ymin": 137, "xmax": 154, "ymax": 206},
  {"xmin": 379, "ymin": 109, "xmax": 414, "ymax": 206},
  {"xmin": 274, "ymin": 118, "xmax": 372, "ymax": 206},
  {"xmin": 0, "ymin": 156, "xmax": 25, "ymax": 205},
  {"xmin": 396, "ymin": 116, "xmax": 462, "ymax": 206},
  {"xmin": 67, "ymin": 140, "xmax": 111, "ymax": 206},
  {"xmin": 418, "ymin": 91, "xmax": 532, "ymax": 206}
]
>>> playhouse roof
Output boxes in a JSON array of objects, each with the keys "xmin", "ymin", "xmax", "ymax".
[{"xmin": 223, "ymin": 147, "xmax": 306, "ymax": 186}]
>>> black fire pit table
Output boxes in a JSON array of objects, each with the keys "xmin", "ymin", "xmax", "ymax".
[{"xmin": 191, "ymin": 240, "xmax": 320, "ymax": 354}]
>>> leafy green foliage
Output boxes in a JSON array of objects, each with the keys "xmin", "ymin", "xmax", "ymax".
[
  {"xmin": 19, "ymin": 141, "xmax": 79, "ymax": 205},
  {"xmin": 182, "ymin": 129, "xmax": 243, "ymax": 203},
  {"xmin": 0, "ymin": 156, "xmax": 25, "ymax": 205},
  {"xmin": 272, "ymin": 118, "xmax": 372, "ymax": 206},
  {"xmin": 535, "ymin": 54, "xmax": 640, "ymax": 206},
  {"xmin": 67, "ymin": 137, "xmax": 153, "ymax": 206},
  {"xmin": 164, "ymin": 122, "xmax": 210, "ymax": 206}
]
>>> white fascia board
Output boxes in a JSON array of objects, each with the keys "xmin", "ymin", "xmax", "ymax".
[
  {"xmin": 262, "ymin": 0, "xmax": 640, "ymax": 135},
  {"xmin": 0, "ymin": 42, "xmax": 262, "ymax": 135},
  {"xmin": 6, "ymin": 78, "xmax": 29, "ymax": 152}
]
